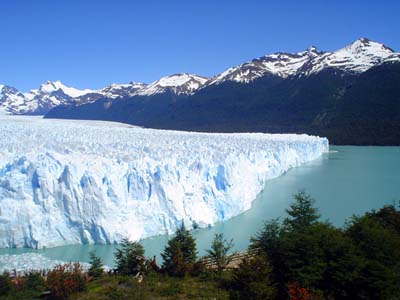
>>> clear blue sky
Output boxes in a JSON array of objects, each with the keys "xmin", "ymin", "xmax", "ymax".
[{"xmin": 1, "ymin": 0, "xmax": 398, "ymax": 91}]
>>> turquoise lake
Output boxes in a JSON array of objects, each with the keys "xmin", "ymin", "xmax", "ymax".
[{"xmin": 1, "ymin": 146, "xmax": 399, "ymax": 268}]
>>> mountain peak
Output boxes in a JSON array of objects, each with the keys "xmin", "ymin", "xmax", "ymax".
[
  {"xmin": 39, "ymin": 80, "xmax": 65, "ymax": 93},
  {"xmin": 301, "ymin": 38, "xmax": 398, "ymax": 75},
  {"xmin": 209, "ymin": 38, "xmax": 399, "ymax": 84},
  {"xmin": 307, "ymin": 46, "xmax": 319, "ymax": 54},
  {"xmin": 37, "ymin": 80, "xmax": 95, "ymax": 98},
  {"xmin": 210, "ymin": 48, "xmax": 319, "ymax": 85},
  {"xmin": 358, "ymin": 37, "xmax": 371, "ymax": 43},
  {"xmin": 135, "ymin": 73, "xmax": 208, "ymax": 96},
  {"xmin": 98, "ymin": 82, "xmax": 147, "ymax": 100},
  {"xmin": 346, "ymin": 38, "xmax": 394, "ymax": 53},
  {"xmin": 156, "ymin": 73, "xmax": 208, "ymax": 87}
]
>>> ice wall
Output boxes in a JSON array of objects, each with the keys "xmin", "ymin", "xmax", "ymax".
[{"xmin": 0, "ymin": 116, "xmax": 328, "ymax": 248}]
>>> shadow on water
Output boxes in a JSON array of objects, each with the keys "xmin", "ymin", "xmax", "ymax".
[{"xmin": 1, "ymin": 146, "xmax": 399, "ymax": 267}]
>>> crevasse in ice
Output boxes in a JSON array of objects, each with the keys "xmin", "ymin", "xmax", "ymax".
[{"xmin": 0, "ymin": 116, "xmax": 328, "ymax": 248}]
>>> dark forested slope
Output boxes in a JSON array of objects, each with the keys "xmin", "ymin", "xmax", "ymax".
[{"xmin": 46, "ymin": 62, "xmax": 400, "ymax": 145}]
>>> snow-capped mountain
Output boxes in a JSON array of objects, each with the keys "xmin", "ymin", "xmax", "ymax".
[
  {"xmin": 0, "ymin": 81, "xmax": 147, "ymax": 115},
  {"xmin": 135, "ymin": 73, "xmax": 208, "ymax": 96},
  {"xmin": 208, "ymin": 46, "xmax": 321, "ymax": 85},
  {"xmin": 301, "ymin": 38, "xmax": 400, "ymax": 75},
  {"xmin": 0, "ymin": 85, "xmax": 27, "ymax": 114},
  {"xmin": 100, "ymin": 82, "xmax": 146, "ymax": 98},
  {"xmin": 22, "ymin": 81, "xmax": 97, "ymax": 114},
  {"xmin": 0, "ymin": 75, "xmax": 207, "ymax": 114},
  {"xmin": 0, "ymin": 81, "xmax": 98, "ymax": 115},
  {"xmin": 33, "ymin": 80, "xmax": 95, "ymax": 98},
  {"xmin": 1, "ymin": 38, "xmax": 399, "ymax": 115},
  {"xmin": 209, "ymin": 38, "xmax": 399, "ymax": 85},
  {"xmin": 73, "ymin": 82, "xmax": 147, "ymax": 106}
]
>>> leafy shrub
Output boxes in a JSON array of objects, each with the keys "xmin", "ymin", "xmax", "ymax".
[
  {"xmin": 10, "ymin": 275, "xmax": 25, "ymax": 290},
  {"xmin": 24, "ymin": 271, "xmax": 46, "ymax": 291},
  {"xmin": 288, "ymin": 282, "xmax": 322, "ymax": 300},
  {"xmin": 288, "ymin": 282, "xmax": 309, "ymax": 300},
  {"xmin": 46, "ymin": 263, "xmax": 87, "ymax": 299},
  {"xmin": 0, "ymin": 273, "xmax": 12, "ymax": 296}
]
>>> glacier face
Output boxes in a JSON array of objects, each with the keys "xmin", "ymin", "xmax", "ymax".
[{"xmin": 0, "ymin": 116, "xmax": 328, "ymax": 249}]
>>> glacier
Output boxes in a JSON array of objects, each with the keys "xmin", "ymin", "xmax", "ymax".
[{"xmin": 0, "ymin": 115, "xmax": 328, "ymax": 249}]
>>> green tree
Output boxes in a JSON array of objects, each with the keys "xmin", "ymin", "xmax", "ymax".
[
  {"xmin": 249, "ymin": 194, "xmax": 400, "ymax": 300},
  {"xmin": 162, "ymin": 239, "xmax": 186, "ymax": 277},
  {"xmin": 88, "ymin": 250, "xmax": 104, "ymax": 278},
  {"xmin": 174, "ymin": 224, "xmax": 197, "ymax": 264},
  {"xmin": 251, "ymin": 193, "xmax": 364, "ymax": 300},
  {"xmin": 365, "ymin": 203, "xmax": 400, "ymax": 234},
  {"xmin": 114, "ymin": 238, "xmax": 145, "ymax": 275},
  {"xmin": 250, "ymin": 218, "xmax": 281, "ymax": 255},
  {"xmin": 250, "ymin": 192, "xmax": 321, "ymax": 299},
  {"xmin": 161, "ymin": 224, "xmax": 197, "ymax": 276},
  {"xmin": 206, "ymin": 233, "xmax": 234, "ymax": 274},
  {"xmin": 283, "ymin": 191, "xmax": 320, "ymax": 231},
  {"xmin": 346, "ymin": 214, "xmax": 400, "ymax": 299},
  {"xmin": 229, "ymin": 256, "xmax": 276, "ymax": 300},
  {"xmin": 250, "ymin": 219, "xmax": 286, "ymax": 295},
  {"xmin": 282, "ymin": 222, "xmax": 363, "ymax": 299},
  {"xmin": 316, "ymin": 225, "xmax": 361, "ymax": 300},
  {"xmin": 281, "ymin": 225, "xmax": 326, "ymax": 288}
]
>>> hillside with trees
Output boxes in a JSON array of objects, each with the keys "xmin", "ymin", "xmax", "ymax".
[{"xmin": 46, "ymin": 62, "xmax": 400, "ymax": 145}]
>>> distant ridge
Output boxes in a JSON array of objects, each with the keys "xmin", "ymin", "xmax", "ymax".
[
  {"xmin": 2, "ymin": 38, "xmax": 400, "ymax": 145},
  {"xmin": 1, "ymin": 38, "xmax": 399, "ymax": 115}
]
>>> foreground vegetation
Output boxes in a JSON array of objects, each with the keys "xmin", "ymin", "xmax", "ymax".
[
  {"xmin": 1, "ymin": 192, "xmax": 399, "ymax": 300},
  {"xmin": 70, "ymin": 273, "xmax": 230, "ymax": 300}
]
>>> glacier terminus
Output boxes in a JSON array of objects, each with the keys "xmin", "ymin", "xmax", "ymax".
[{"xmin": 0, "ymin": 116, "xmax": 328, "ymax": 249}]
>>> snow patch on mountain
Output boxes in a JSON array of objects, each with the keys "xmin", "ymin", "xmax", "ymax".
[
  {"xmin": 36, "ymin": 80, "xmax": 96, "ymax": 98},
  {"xmin": 209, "ymin": 47, "xmax": 321, "ymax": 84},
  {"xmin": 136, "ymin": 73, "xmax": 208, "ymax": 96},
  {"xmin": 304, "ymin": 38, "xmax": 397, "ymax": 75},
  {"xmin": 0, "ymin": 116, "xmax": 328, "ymax": 249},
  {"xmin": 100, "ymin": 82, "xmax": 147, "ymax": 99}
]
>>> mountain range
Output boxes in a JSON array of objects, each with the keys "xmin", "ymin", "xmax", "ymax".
[{"xmin": 2, "ymin": 38, "xmax": 400, "ymax": 145}]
